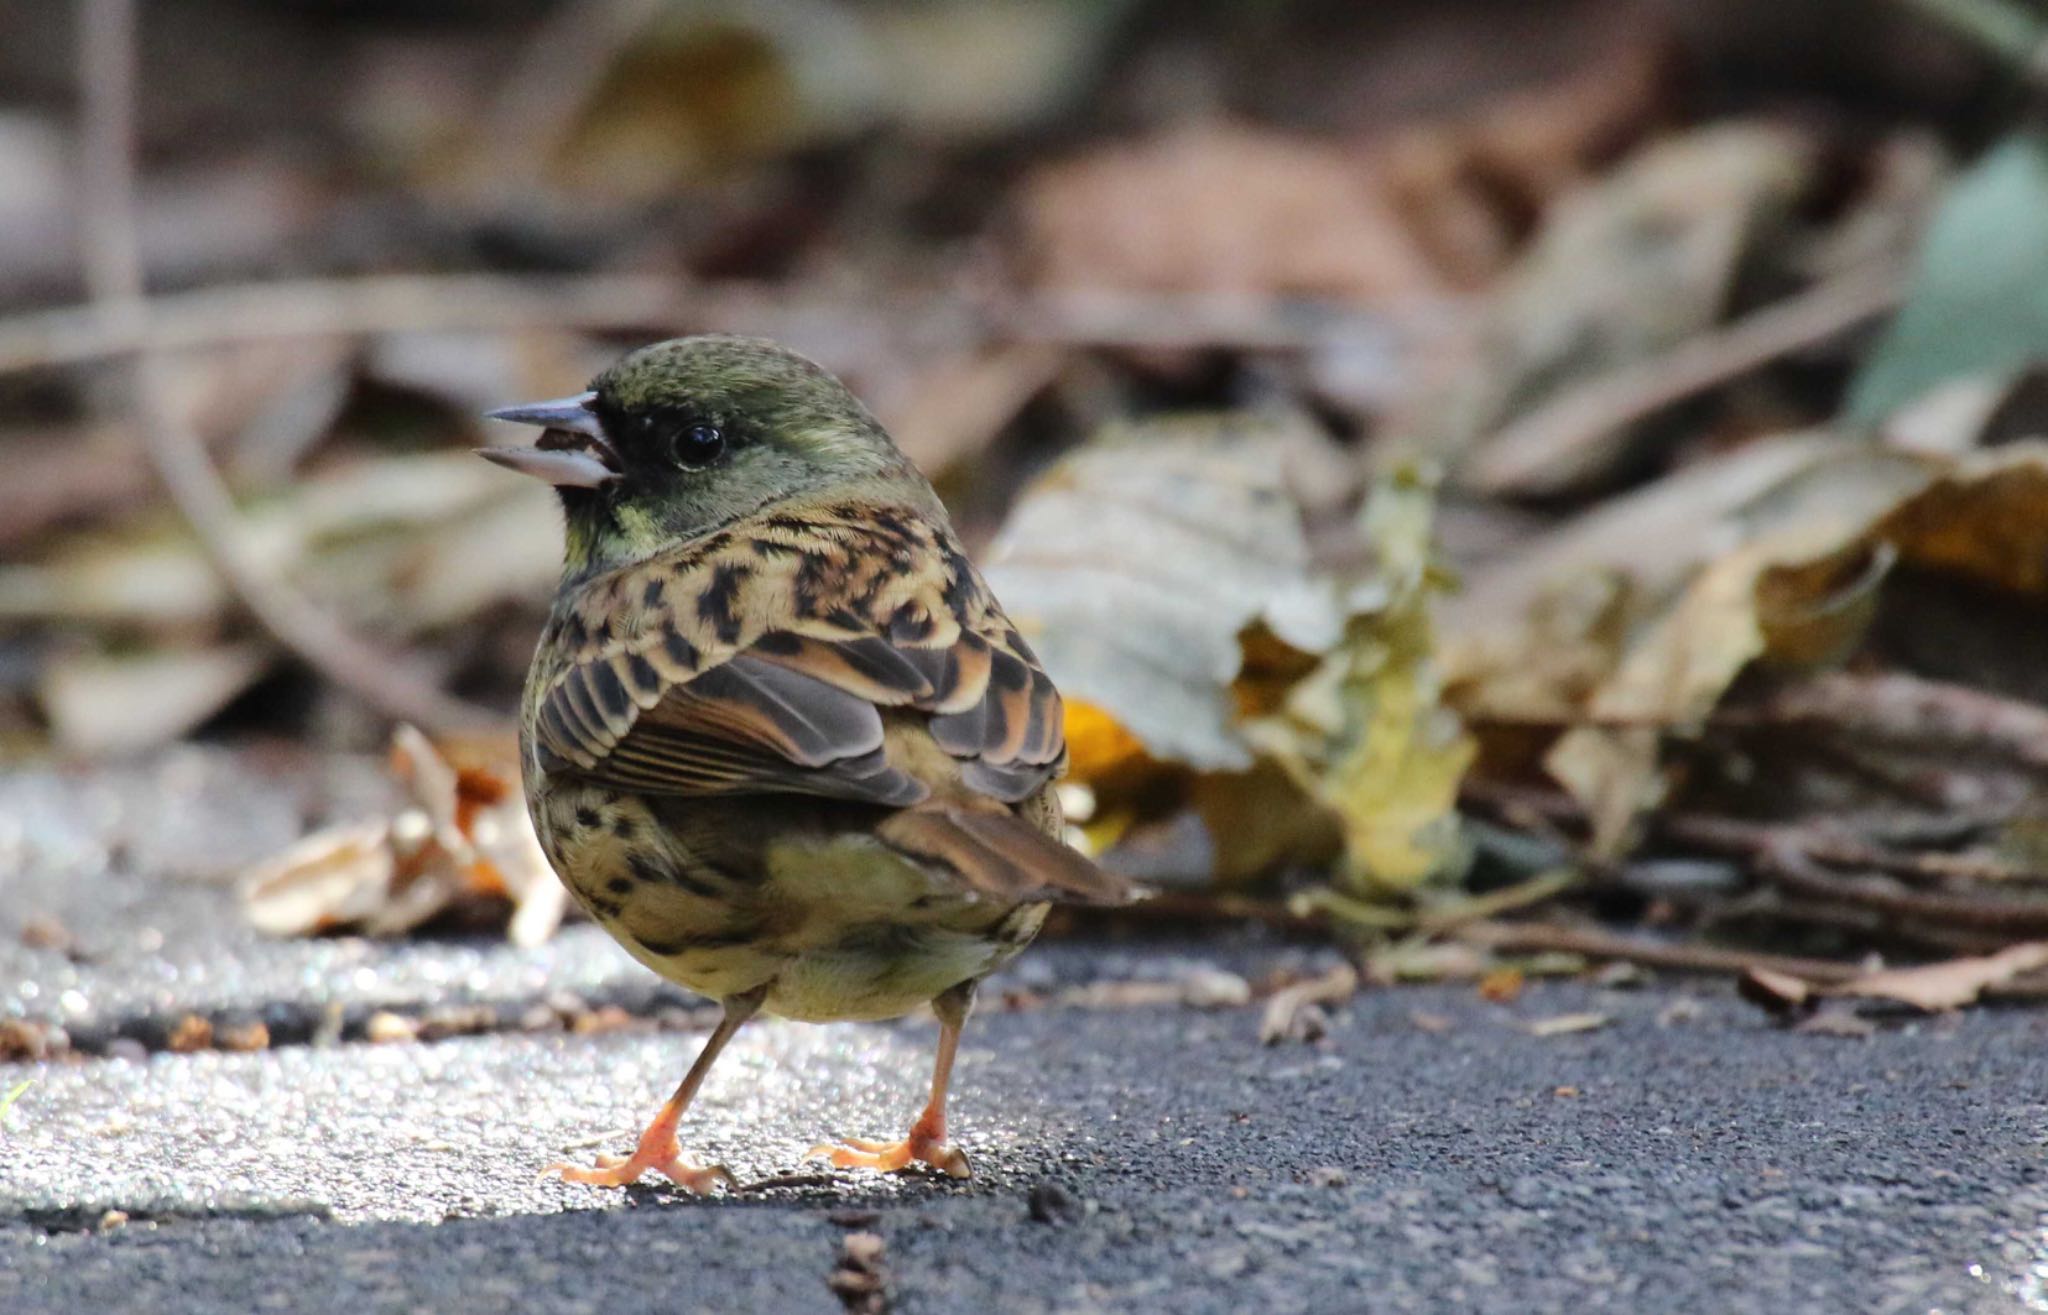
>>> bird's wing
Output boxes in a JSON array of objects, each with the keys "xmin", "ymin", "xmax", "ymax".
[{"xmin": 528, "ymin": 502, "xmax": 1065, "ymax": 811}]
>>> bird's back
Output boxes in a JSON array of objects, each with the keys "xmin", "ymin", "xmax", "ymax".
[{"xmin": 518, "ymin": 495, "xmax": 1125, "ymax": 1020}]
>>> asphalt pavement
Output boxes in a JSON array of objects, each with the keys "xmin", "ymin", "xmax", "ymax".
[{"xmin": 2, "ymin": 750, "xmax": 2044, "ymax": 1314}]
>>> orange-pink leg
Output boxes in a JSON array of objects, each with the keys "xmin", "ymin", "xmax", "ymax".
[
  {"xmin": 809, "ymin": 981, "xmax": 975, "ymax": 1179},
  {"xmin": 548, "ymin": 986, "xmax": 765, "ymax": 1193}
]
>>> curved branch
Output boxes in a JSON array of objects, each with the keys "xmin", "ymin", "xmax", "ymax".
[{"xmin": 76, "ymin": 0, "xmax": 501, "ymax": 736}]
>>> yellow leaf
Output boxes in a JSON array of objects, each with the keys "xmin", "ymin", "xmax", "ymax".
[{"xmin": 1245, "ymin": 467, "xmax": 1475, "ymax": 893}]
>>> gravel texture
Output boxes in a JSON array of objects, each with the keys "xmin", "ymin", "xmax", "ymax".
[{"xmin": 2, "ymin": 750, "xmax": 2044, "ymax": 1313}]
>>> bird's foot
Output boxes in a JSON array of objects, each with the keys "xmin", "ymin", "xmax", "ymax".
[
  {"xmin": 806, "ymin": 1128, "xmax": 971, "ymax": 1179},
  {"xmin": 546, "ymin": 1130, "xmax": 735, "ymax": 1193}
]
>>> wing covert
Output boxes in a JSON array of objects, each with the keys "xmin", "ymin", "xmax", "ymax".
[{"xmin": 527, "ymin": 504, "xmax": 1065, "ymax": 807}]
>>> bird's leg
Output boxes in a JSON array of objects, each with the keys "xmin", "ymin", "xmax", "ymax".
[
  {"xmin": 809, "ymin": 980, "xmax": 975, "ymax": 1179},
  {"xmin": 548, "ymin": 985, "xmax": 766, "ymax": 1192}
]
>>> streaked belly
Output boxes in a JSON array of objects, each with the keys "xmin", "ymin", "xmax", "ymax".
[{"xmin": 533, "ymin": 781, "xmax": 1047, "ymax": 1021}]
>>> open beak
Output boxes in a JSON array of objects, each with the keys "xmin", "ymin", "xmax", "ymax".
[{"xmin": 477, "ymin": 391, "xmax": 620, "ymax": 489}]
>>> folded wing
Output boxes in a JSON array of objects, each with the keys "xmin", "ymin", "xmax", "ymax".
[{"xmin": 528, "ymin": 505, "xmax": 1068, "ymax": 814}]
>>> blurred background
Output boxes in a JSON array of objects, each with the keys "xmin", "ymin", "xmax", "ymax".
[{"xmin": 7, "ymin": 0, "xmax": 2048, "ymax": 1013}]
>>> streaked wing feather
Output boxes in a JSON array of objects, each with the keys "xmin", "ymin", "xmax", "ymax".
[{"xmin": 528, "ymin": 503, "xmax": 1064, "ymax": 808}]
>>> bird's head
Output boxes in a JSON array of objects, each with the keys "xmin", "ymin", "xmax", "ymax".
[{"xmin": 480, "ymin": 335, "xmax": 927, "ymax": 577}]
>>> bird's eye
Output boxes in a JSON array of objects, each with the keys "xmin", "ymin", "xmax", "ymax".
[{"xmin": 670, "ymin": 423, "xmax": 726, "ymax": 469}]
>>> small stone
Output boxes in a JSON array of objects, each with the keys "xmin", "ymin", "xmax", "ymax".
[
  {"xmin": 828, "ymin": 1231, "xmax": 889, "ymax": 1313},
  {"xmin": 216, "ymin": 1020, "xmax": 271, "ymax": 1052},
  {"xmin": 1027, "ymin": 1180, "xmax": 1081, "ymax": 1225},
  {"xmin": 105, "ymin": 1038, "xmax": 148, "ymax": 1065},
  {"xmin": 1183, "ymin": 967, "xmax": 1252, "ymax": 1009},
  {"xmin": 364, "ymin": 1011, "xmax": 419, "ymax": 1044},
  {"xmin": 20, "ymin": 916, "xmax": 73, "ymax": 955},
  {"xmin": 570, "ymin": 1004, "xmax": 634, "ymax": 1035},
  {"xmin": 0, "ymin": 1018, "xmax": 52, "ymax": 1061},
  {"xmin": 165, "ymin": 1014, "xmax": 213, "ymax": 1053},
  {"xmin": 1308, "ymin": 1166, "xmax": 1348, "ymax": 1188},
  {"xmin": 1591, "ymin": 961, "xmax": 1648, "ymax": 989},
  {"xmin": 96, "ymin": 1210, "xmax": 128, "ymax": 1231},
  {"xmin": 416, "ymin": 1004, "xmax": 497, "ymax": 1041}
]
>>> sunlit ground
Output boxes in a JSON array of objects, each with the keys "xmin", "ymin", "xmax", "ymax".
[{"xmin": 1, "ymin": 1017, "xmax": 1056, "ymax": 1224}]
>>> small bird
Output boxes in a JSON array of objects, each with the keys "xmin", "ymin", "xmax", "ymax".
[{"xmin": 479, "ymin": 335, "xmax": 1129, "ymax": 1191}]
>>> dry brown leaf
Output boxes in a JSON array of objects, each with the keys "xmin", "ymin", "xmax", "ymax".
[
  {"xmin": 1487, "ymin": 441, "xmax": 2048, "ymax": 853},
  {"xmin": 1833, "ymin": 943, "xmax": 2048, "ymax": 1012},
  {"xmin": 1742, "ymin": 944, "xmax": 2048, "ymax": 1023},
  {"xmin": 241, "ymin": 820, "xmax": 402, "ymax": 938},
  {"xmin": 1737, "ymin": 967, "xmax": 1816, "ymax": 1014},
  {"xmin": 984, "ymin": 413, "xmax": 1353, "ymax": 774},
  {"xmin": 1392, "ymin": 122, "xmax": 1815, "ymax": 488},
  {"xmin": 242, "ymin": 725, "xmax": 565, "ymax": 945},
  {"xmin": 1380, "ymin": 24, "xmax": 1668, "ymax": 285},
  {"xmin": 1019, "ymin": 122, "xmax": 1446, "ymax": 300},
  {"xmin": 1259, "ymin": 963, "xmax": 1360, "ymax": 1045}
]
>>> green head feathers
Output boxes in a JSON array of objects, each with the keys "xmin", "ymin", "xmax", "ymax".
[{"xmin": 482, "ymin": 335, "xmax": 934, "ymax": 577}]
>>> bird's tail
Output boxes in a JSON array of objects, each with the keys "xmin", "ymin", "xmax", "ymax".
[{"xmin": 877, "ymin": 804, "xmax": 1132, "ymax": 906}]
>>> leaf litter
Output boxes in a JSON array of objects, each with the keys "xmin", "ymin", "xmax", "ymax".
[{"xmin": 6, "ymin": 0, "xmax": 2048, "ymax": 1026}]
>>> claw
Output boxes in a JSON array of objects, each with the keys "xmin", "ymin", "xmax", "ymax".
[
  {"xmin": 807, "ymin": 1136, "xmax": 972, "ymax": 1179},
  {"xmin": 547, "ymin": 1146, "xmax": 735, "ymax": 1193}
]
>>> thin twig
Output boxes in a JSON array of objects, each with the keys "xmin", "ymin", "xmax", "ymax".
[
  {"xmin": 0, "ymin": 275, "xmax": 1426, "ymax": 378},
  {"xmin": 1462, "ymin": 780, "xmax": 2048, "ymax": 918},
  {"xmin": 1456, "ymin": 918, "xmax": 1870, "ymax": 981},
  {"xmin": 0, "ymin": 272, "xmax": 702, "ymax": 374},
  {"xmin": 1750, "ymin": 670, "xmax": 2048, "ymax": 776},
  {"xmin": 1754, "ymin": 843, "xmax": 2048, "ymax": 934},
  {"xmin": 1660, "ymin": 811, "xmax": 2048, "ymax": 889},
  {"xmin": 75, "ymin": 0, "xmax": 500, "ymax": 735},
  {"xmin": 1459, "ymin": 916, "xmax": 2048, "ymax": 998},
  {"xmin": 1464, "ymin": 262, "xmax": 1906, "ymax": 494}
]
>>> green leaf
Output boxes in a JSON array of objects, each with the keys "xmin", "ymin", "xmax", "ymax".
[{"xmin": 1848, "ymin": 133, "xmax": 2048, "ymax": 422}]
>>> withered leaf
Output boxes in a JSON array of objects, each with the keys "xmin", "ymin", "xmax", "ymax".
[
  {"xmin": 983, "ymin": 413, "xmax": 1352, "ymax": 773},
  {"xmin": 1832, "ymin": 942, "xmax": 2048, "ymax": 1012}
]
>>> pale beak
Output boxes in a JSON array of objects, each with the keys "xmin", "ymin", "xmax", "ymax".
[{"xmin": 476, "ymin": 390, "xmax": 620, "ymax": 489}]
